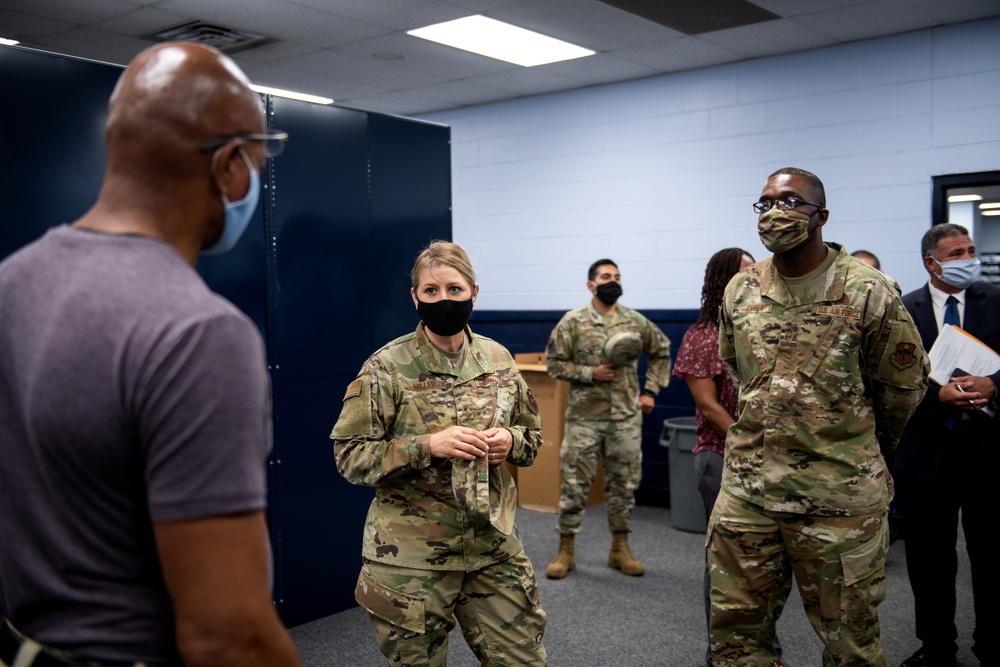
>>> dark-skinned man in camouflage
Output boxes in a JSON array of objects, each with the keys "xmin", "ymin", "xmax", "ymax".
[
  {"xmin": 708, "ymin": 168, "xmax": 928, "ymax": 667},
  {"xmin": 544, "ymin": 259, "xmax": 671, "ymax": 579}
]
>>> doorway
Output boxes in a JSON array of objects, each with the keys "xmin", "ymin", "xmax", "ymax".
[{"xmin": 932, "ymin": 171, "xmax": 1000, "ymax": 285}]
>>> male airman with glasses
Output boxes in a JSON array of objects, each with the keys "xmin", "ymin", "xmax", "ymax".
[
  {"xmin": 707, "ymin": 167, "xmax": 928, "ymax": 667},
  {"xmin": 0, "ymin": 43, "xmax": 299, "ymax": 667}
]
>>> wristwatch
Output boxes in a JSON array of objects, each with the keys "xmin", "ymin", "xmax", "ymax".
[{"xmin": 642, "ymin": 389, "xmax": 657, "ymax": 398}]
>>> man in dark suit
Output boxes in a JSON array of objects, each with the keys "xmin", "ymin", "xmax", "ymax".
[{"xmin": 896, "ymin": 223, "xmax": 1000, "ymax": 667}]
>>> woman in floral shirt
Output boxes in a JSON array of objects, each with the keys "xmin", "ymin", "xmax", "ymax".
[{"xmin": 673, "ymin": 247, "xmax": 754, "ymax": 511}]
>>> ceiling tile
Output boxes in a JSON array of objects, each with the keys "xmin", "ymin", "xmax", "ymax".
[
  {"xmin": 338, "ymin": 89, "xmax": 454, "ymax": 115},
  {"xmin": 278, "ymin": 48, "xmax": 450, "ymax": 88},
  {"xmin": 331, "ymin": 31, "xmax": 515, "ymax": 79},
  {"xmin": 697, "ymin": 19, "xmax": 839, "ymax": 59},
  {"xmin": 537, "ymin": 52, "xmax": 659, "ymax": 85},
  {"xmin": 236, "ymin": 61, "xmax": 387, "ymax": 100},
  {"xmin": 613, "ymin": 36, "xmax": 739, "ymax": 72},
  {"xmin": 29, "ymin": 25, "xmax": 153, "ymax": 65},
  {"xmin": 465, "ymin": 67, "xmax": 582, "ymax": 96},
  {"xmin": 792, "ymin": 0, "xmax": 940, "ymax": 42},
  {"xmin": 229, "ymin": 41, "xmax": 320, "ymax": 64},
  {"xmin": 919, "ymin": 0, "xmax": 1000, "ymax": 24},
  {"xmin": 289, "ymin": 0, "xmax": 465, "ymax": 32},
  {"xmin": 0, "ymin": 0, "xmax": 137, "ymax": 24},
  {"xmin": 396, "ymin": 78, "xmax": 516, "ymax": 107},
  {"xmin": 92, "ymin": 7, "xmax": 192, "ymax": 37},
  {"xmin": 157, "ymin": 0, "xmax": 389, "ymax": 48},
  {"xmin": 442, "ymin": 0, "xmax": 525, "ymax": 11},
  {"xmin": 0, "ymin": 8, "xmax": 75, "ymax": 39},
  {"xmin": 750, "ymin": 0, "xmax": 874, "ymax": 18}
]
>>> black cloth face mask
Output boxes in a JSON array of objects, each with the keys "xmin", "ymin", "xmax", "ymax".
[
  {"xmin": 417, "ymin": 298, "xmax": 474, "ymax": 336},
  {"xmin": 594, "ymin": 282, "xmax": 623, "ymax": 306}
]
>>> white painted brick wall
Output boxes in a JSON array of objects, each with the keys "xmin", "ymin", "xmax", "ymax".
[{"xmin": 422, "ymin": 18, "xmax": 1000, "ymax": 311}]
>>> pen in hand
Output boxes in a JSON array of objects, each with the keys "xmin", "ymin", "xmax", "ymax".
[{"xmin": 954, "ymin": 381, "xmax": 984, "ymax": 412}]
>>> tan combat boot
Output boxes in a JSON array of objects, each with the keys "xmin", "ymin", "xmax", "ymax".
[
  {"xmin": 608, "ymin": 531, "xmax": 644, "ymax": 576},
  {"xmin": 545, "ymin": 534, "xmax": 576, "ymax": 579}
]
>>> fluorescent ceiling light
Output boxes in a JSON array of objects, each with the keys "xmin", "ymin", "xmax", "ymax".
[
  {"xmin": 982, "ymin": 210, "xmax": 1000, "ymax": 216},
  {"xmin": 408, "ymin": 15, "xmax": 594, "ymax": 67},
  {"xmin": 948, "ymin": 194, "xmax": 983, "ymax": 202},
  {"xmin": 1, "ymin": 37, "xmax": 20, "ymax": 46},
  {"xmin": 979, "ymin": 202, "xmax": 1000, "ymax": 210},
  {"xmin": 250, "ymin": 84, "xmax": 333, "ymax": 105}
]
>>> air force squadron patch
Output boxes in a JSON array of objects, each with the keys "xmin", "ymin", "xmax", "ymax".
[
  {"xmin": 526, "ymin": 387, "xmax": 539, "ymax": 415},
  {"xmin": 892, "ymin": 342, "xmax": 917, "ymax": 369}
]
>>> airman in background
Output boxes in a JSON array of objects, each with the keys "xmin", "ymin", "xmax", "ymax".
[{"xmin": 544, "ymin": 259, "xmax": 671, "ymax": 579}]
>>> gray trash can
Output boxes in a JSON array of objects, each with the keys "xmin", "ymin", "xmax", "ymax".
[{"xmin": 659, "ymin": 416, "xmax": 706, "ymax": 534}]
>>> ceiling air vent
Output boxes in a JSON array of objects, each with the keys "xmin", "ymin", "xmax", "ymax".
[{"xmin": 147, "ymin": 21, "xmax": 272, "ymax": 54}]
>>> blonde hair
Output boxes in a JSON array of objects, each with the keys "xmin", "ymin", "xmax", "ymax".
[{"xmin": 410, "ymin": 240, "xmax": 476, "ymax": 290}]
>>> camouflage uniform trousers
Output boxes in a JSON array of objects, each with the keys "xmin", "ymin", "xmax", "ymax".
[
  {"xmin": 696, "ymin": 450, "xmax": 791, "ymax": 665},
  {"xmin": 556, "ymin": 413, "xmax": 642, "ymax": 535},
  {"xmin": 356, "ymin": 552, "xmax": 547, "ymax": 667},
  {"xmin": 708, "ymin": 491, "xmax": 889, "ymax": 667}
]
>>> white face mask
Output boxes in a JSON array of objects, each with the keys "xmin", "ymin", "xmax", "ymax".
[{"xmin": 933, "ymin": 256, "xmax": 981, "ymax": 289}]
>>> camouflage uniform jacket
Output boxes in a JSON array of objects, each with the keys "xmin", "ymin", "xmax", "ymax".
[
  {"xmin": 331, "ymin": 323, "xmax": 542, "ymax": 571},
  {"xmin": 546, "ymin": 303, "xmax": 671, "ymax": 421},
  {"xmin": 719, "ymin": 243, "xmax": 928, "ymax": 516}
]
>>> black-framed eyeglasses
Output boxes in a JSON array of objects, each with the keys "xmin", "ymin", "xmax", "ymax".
[
  {"xmin": 200, "ymin": 131, "xmax": 289, "ymax": 158},
  {"xmin": 753, "ymin": 197, "xmax": 823, "ymax": 214}
]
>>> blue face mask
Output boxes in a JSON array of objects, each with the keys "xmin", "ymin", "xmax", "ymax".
[
  {"xmin": 202, "ymin": 147, "xmax": 260, "ymax": 256},
  {"xmin": 934, "ymin": 256, "xmax": 982, "ymax": 290}
]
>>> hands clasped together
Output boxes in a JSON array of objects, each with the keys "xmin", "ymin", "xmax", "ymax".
[
  {"xmin": 428, "ymin": 426, "xmax": 512, "ymax": 464},
  {"xmin": 939, "ymin": 375, "xmax": 997, "ymax": 410}
]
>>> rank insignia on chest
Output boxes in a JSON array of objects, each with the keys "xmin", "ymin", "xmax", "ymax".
[{"xmin": 893, "ymin": 342, "xmax": 917, "ymax": 368}]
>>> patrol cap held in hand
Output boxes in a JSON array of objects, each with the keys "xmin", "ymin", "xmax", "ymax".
[{"xmin": 604, "ymin": 330, "xmax": 642, "ymax": 366}]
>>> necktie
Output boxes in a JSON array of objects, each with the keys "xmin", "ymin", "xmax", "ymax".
[{"xmin": 944, "ymin": 295, "xmax": 961, "ymax": 327}]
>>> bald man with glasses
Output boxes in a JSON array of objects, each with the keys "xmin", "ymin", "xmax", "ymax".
[{"xmin": 0, "ymin": 43, "xmax": 299, "ymax": 667}]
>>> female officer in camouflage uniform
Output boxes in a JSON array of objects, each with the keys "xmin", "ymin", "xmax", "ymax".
[{"xmin": 331, "ymin": 241, "xmax": 547, "ymax": 667}]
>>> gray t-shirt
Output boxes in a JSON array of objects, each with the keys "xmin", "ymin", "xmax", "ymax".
[{"xmin": 0, "ymin": 226, "xmax": 272, "ymax": 663}]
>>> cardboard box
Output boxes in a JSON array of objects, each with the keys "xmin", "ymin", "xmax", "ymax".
[{"xmin": 510, "ymin": 353, "xmax": 605, "ymax": 512}]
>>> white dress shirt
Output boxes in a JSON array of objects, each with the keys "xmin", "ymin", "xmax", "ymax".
[{"xmin": 928, "ymin": 281, "xmax": 966, "ymax": 332}]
